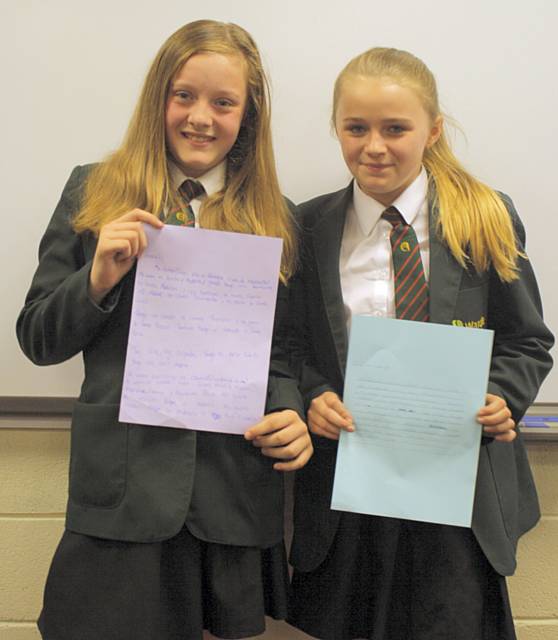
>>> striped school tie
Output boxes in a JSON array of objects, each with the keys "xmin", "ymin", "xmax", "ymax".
[
  {"xmin": 381, "ymin": 206, "xmax": 429, "ymax": 322},
  {"xmin": 165, "ymin": 179, "xmax": 206, "ymax": 226}
]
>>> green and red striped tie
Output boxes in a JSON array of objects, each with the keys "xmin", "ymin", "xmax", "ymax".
[
  {"xmin": 381, "ymin": 206, "xmax": 429, "ymax": 322},
  {"xmin": 165, "ymin": 179, "xmax": 205, "ymax": 226}
]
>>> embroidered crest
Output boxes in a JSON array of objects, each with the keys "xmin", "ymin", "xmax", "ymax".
[{"xmin": 452, "ymin": 316, "xmax": 486, "ymax": 328}]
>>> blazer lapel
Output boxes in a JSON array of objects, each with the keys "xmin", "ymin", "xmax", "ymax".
[
  {"xmin": 428, "ymin": 202, "xmax": 463, "ymax": 324},
  {"xmin": 311, "ymin": 184, "xmax": 353, "ymax": 378}
]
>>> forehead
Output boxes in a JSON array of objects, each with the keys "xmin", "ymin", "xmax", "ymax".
[
  {"xmin": 337, "ymin": 75, "xmax": 428, "ymax": 119},
  {"xmin": 172, "ymin": 52, "xmax": 248, "ymax": 90}
]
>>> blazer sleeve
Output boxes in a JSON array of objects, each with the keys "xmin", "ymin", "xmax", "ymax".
[
  {"xmin": 264, "ymin": 198, "xmax": 305, "ymax": 417},
  {"xmin": 283, "ymin": 207, "xmax": 339, "ymax": 411},
  {"xmin": 287, "ymin": 267, "xmax": 338, "ymax": 408},
  {"xmin": 16, "ymin": 165, "xmax": 124, "ymax": 365},
  {"xmin": 265, "ymin": 281, "xmax": 305, "ymax": 418},
  {"xmin": 486, "ymin": 197, "xmax": 554, "ymax": 423}
]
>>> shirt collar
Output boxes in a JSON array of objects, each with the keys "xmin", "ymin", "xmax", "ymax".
[
  {"xmin": 168, "ymin": 160, "xmax": 226, "ymax": 198},
  {"xmin": 352, "ymin": 167, "xmax": 428, "ymax": 235},
  {"xmin": 390, "ymin": 167, "xmax": 428, "ymax": 225}
]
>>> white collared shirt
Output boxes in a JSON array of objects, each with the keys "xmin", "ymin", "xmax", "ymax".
[
  {"xmin": 168, "ymin": 161, "xmax": 226, "ymax": 226},
  {"xmin": 340, "ymin": 168, "xmax": 430, "ymax": 329}
]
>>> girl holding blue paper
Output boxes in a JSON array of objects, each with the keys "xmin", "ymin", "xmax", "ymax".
[
  {"xmin": 17, "ymin": 20, "xmax": 312, "ymax": 640},
  {"xmin": 286, "ymin": 47, "xmax": 553, "ymax": 639}
]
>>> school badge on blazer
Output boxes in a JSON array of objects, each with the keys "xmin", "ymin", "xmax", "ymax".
[{"xmin": 452, "ymin": 315, "xmax": 486, "ymax": 328}]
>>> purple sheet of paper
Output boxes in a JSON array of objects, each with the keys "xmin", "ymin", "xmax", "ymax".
[{"xmin": 119, "ymin": 225, "xmax": 282, "ymax": 434}]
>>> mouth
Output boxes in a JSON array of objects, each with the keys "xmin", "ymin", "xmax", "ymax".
[
  {"xmin": 363, "ymin": 163, "xmax": 391, "ymax": 170},
  {"xmin": 181, "ymin": 132, "xmax": 215, "ymax": 143}
]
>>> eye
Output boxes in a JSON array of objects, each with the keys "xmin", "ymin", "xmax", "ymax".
[
  {"xmin": 175, "ymin": 90, "xmax": 193, "ymax": 102},
  {"xmin": 346, "ymin": 124, "xmax": 366, "ymax": 136},
  {"xmin": 214, "ymin": 97, "xmax": 235, "ymax": 108},
  {"xmin": 386, "ymin": 124, "xmax": 406, "ymax": 135}
]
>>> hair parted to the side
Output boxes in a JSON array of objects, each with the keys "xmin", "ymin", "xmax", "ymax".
[
  {"xmin": 332, "ymin": 47, "xmax": 520, "ymax": 282},
  {"xmin": 73, "ymin": 20, "xmax": 295, "ymax": 282}
]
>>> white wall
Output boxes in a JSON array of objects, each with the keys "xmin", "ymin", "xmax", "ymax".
[{"xmin": 2, "ymin": 0, "xmax": 557, "ymax": 399}]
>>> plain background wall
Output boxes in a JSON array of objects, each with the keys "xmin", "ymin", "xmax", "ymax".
[{"xmin": 1, "ymin": 0, "xmax": 558, "ymax": 400}]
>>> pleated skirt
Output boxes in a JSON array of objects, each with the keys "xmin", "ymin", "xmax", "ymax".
[
  {"xmin": 38, "ymin": 526, "xmax": 289, "ymax": 640},
  {"xmin": 288, "ymin": 512, "xmax": 517, "ymax": 640}
]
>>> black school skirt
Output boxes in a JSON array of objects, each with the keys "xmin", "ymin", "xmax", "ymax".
[
  {"xmin": 288, "ymin": 513, "xmax": 517, "ymax": 640},
  {"xmin": 38, "ymin": 526, "xmax": 289, "ymax": 640}
]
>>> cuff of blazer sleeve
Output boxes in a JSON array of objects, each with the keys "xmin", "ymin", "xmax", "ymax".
[
  {"xmin": 304, "ymin": 383, "xmax": 338, "ymax": 412},
  {"xmin": 86, "ymin": 270, "xmax": 124, "ymax": 313},
  {"xmin": 486, "ymin": 380, "xmax": 506, "ymax": 400},
  {"xmin": 51, "ymin": 261, "xmax": 122, "ymax": 337},
  {"xmin": 78, "ymin": 261, "xmax": 122, "ymax": 314},
  {"xmin": 266, "ymin": 378, "xmax": 305, "ymax": 419}
]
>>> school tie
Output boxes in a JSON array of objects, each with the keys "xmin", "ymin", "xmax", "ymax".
[
  {"xmin": 165, "ymin": 179, "xmax": 206, "ymax": 226},
  {"xmin": 381, "ymin": 206, "xmax": 429, "ymax": 322}
]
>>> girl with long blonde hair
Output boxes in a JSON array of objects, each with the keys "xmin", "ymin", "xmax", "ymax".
[
  {"xmin": 17, "ymin": 20, "xmax": 311, "ymax": 640},
  {"xmin": 286, "ymin": 47, "xmax": 552, "ymax": 639}
]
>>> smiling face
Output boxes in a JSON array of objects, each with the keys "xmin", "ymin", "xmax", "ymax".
[
  {"xmin": 165, "ymin": 52, "xmax": 248, "ymax": 178},
  {"xmin": 335, "ymin": 76, "xmax": 441, "ymax": 205}
]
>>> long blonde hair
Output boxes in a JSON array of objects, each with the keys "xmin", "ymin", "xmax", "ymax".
[
  {"xmin": 73, "ymin": 20, "xmax": 296, "ymax": 281},
  {"xmin": 333, "ymin": 47, "xmax": 520, "ymax": 282}
]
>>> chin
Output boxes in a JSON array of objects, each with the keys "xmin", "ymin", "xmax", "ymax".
[
  {"xmin": 361, "ymin": 181, "xmax": 389, "ymax": 195},
  {"xmin": 177, "ymin": 159, "xmax": 209, "ymax": 176}
]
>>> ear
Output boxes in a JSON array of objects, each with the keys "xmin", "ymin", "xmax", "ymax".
[{"xmin": 427, "ymin": 115, "xmax": 443, "ymax": 148}]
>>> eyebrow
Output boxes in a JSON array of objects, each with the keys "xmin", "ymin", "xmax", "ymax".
[
  {"xmin": 171, "ymin": 81, "xmax": 243, "ymax": 99},
  {"xmin": 341, "ymin": 116, "xmax": 414, "ymax": 124},
  {"xmin": 382, "ymin": 117, "xmax": 414, "ymax": 124}
]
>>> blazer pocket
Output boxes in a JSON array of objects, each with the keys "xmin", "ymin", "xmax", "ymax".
[
  {"xmin": 485, "ymin": 441, "xmax": 518, "ymax": 542},
  {"xmin": 69, "ymin": 401, "xmax": 128, "ymax": 508},
  {"xmin": 459, "ymin": 269, "xmax": 488, "ymax": 291},
  {"xmin": 452, "ymin": 283, "xmax": 489, "ymax": 328}
]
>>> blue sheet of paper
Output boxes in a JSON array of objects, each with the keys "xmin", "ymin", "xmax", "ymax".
[
  {"xmin": 331, "ymin": 316, "xmax": 494, "ymax": 527},
  {"xmin": 119, "ymin": 225, "xmax": 282, "ymax": 434}
]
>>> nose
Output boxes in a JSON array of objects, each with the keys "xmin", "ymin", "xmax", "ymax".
[
  {"xmin": 188, "ymin": 100, "xmax": 212, "ymax": 128},
  {"xmin": 364, "ymin": 130, "xmax": 386, "ymax": 155}
]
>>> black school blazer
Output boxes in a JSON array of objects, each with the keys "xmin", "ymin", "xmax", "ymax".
[
  {"xmin": 17, "ymin": 165, "xmax": 303, "ymax": 546},
  {"xmin": 288, "ymin": 183, "xmax": 553, "ymax": 576}
]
